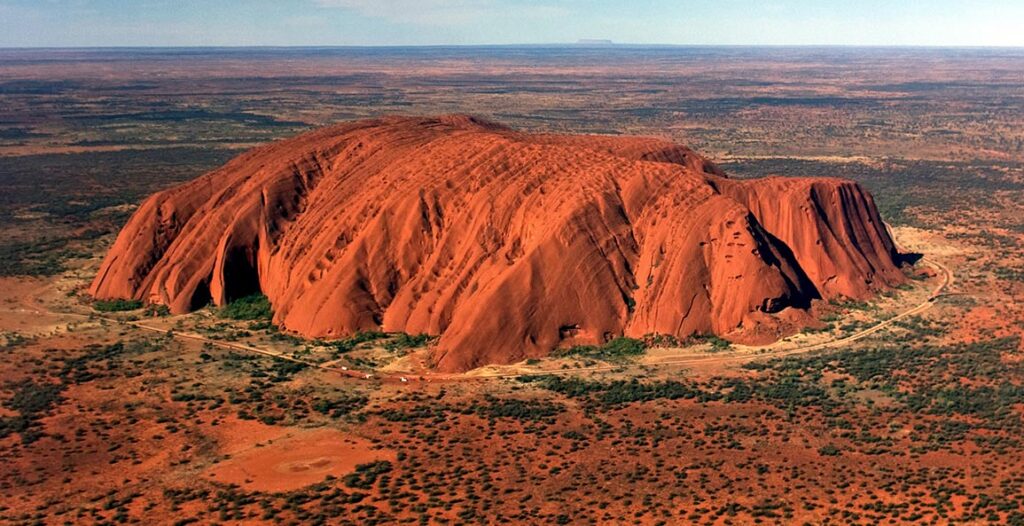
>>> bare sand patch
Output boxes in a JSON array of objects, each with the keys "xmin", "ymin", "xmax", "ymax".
[
  {"xmin": 204, "ymin": 425, "xmax": 394, "ymax": 493},
  {"xmin": 0, "ymin": 277, "xmax": 69, "ymax": 335}
]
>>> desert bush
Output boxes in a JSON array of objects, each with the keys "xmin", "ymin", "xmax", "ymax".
[
  {"xmin": 94, "ymin": 298, "xmax": 143, "ymax": 312},
  {"xmin": 385, "ymin": 333, "xmax": 434, "ymax": 352},
  {"xmin": 220, "ymin": 294, "xmax": 272, "ymax": 320},
  {"xmin": 553, "ymin": 337, "xmax": 646, "ymax": 361},
  {"xmin": 344, "ymin": 461, "xmax": 393, "ymax": 490}
]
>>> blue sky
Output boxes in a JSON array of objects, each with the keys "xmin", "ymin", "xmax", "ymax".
[{"xmin": 1, "ymin": 0, "xmax": 1022, "ymax": 47}]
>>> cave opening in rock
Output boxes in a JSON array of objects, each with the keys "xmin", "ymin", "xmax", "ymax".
[
  {"xmin": 189, "ymin": 280, "xmax": 211, "ymax": 310},
  {"xmin": 222, "ymin": 245, "xmax": 262, "ymax": 303}
]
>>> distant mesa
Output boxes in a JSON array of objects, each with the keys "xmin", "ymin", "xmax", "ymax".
[
  {"xmin": 90, "ymin": 115, "xmax": 907, "ymax": 372},
  {"xmin": 577, "ymin": 39, "xmax": 615, "ymax": 45}
]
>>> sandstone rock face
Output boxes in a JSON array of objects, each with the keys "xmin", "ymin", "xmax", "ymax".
[{"xmin": 90, "ymin": 115, "xmax": 905, "ymax": 371}]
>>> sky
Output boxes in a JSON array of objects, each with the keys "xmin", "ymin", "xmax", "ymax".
[{"xmin": 1, "ymin": 0, "xmax": 1023, "ymax": 48}]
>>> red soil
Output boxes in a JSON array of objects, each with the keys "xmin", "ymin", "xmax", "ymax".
[
  {"xmin": 204, "ymin": 425, "xmax": 393, "ymax": 493},
  {"xmin": 90, "ymin": 115, "xmax": 904, "ymax": 371}
]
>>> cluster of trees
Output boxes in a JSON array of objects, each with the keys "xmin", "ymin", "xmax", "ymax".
[
  {"xmin": 219, "ymin": 293, "xmax": 272, "ymax": 320},
  {"xmin": 553, "ymin": 337, "xmax": 646, "ymax": 361},
  {"xmin": 93, "ymin": 298, "xmax": 143, "ymax": 312},
  {"xmin": 343, "ymin": 461, "xmax": 393, "ymax": 490}
]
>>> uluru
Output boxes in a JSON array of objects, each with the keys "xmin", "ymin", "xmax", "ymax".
[{"xmin": 90, "ymin": 115, "xmax": 906, "ymax": 372}]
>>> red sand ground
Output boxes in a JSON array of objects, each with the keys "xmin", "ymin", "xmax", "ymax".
[{"xmin": 204, "ymin": 424, "xmax": 394, "ymax": 493}]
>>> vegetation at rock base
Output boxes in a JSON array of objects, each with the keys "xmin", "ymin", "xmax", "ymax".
[
  {"xmin": 220, "ymin": 294, "xmax": 272, "ymax": 321},
  {"xmin": 553, "ymin": 337, "xmax": 646, "ymax": 361},
  {"xmin": 93, "ymin": 298, "xmax": 144, "ymax": 312}
]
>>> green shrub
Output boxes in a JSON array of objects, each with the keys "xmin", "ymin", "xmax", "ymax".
[
  {"xmin": 554, "ymin": 337, "xmax": 646, "ymax": 361},
  {"xmin": 93, "ymin": 298, "xmax": 143, "ymax": 312},
  {"xmin": 327, "ymin": 331, "xmax": 388, "ymax": 354},
  {"xmin": 220, "ymin": 294, "xmax": 272, "ymax": 320},
  {"xmin": 706, "ymin": 335, "xmax": 732, "ymax": 351},
  {"xmin": 473, "ymin": 396, "xmax": 564, "ymax": 421},
  {"xmin": 0, "ymin": 238, "xmax": 76, "ymax": 277},
  {"xmin": 1, "ymin": 380, "xmax": 65, "ymax": 444},
  {"xmin": 692, "ymin": 333, "xmax": 732, "ymax": 351},
  {"xmin": 343, "ymin": 461, "xmax": 393, "ymax": 489},
  {"xmin": 311, "ymin": 393, "xmax": 369, "ymax": 418},
  {"xmin": 385, "ymin": 333, "xmax": 434, "ymax": 352},
  {"xmin": 819, "ymin": 444, "xmax": 841, "ymax": 456},
  {"xmin": 145, "ymin": 304, "xmax": 171, "ymax": 317}
]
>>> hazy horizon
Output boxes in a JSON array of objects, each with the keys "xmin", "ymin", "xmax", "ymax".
[
  {"xmin": 2, "ymin": 0, "xmax": 1023, "ymax": 48},
  {"xmin": 3, "ymin": 43, "xmax": 1024, "ymax": 50}
]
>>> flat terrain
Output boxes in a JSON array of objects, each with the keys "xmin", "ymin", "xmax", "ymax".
[{"xmin": 1, "ymin": 46, "xmax": 1023, "ymax": 525}]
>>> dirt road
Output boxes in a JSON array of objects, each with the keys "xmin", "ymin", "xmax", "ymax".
[
  {"xmin": 457, "ymin": 256, "xmax": 953, "ymax": 380},
  {"xmin": 4, "ymin": 256, "xmax": 953, "ymax": 384}
]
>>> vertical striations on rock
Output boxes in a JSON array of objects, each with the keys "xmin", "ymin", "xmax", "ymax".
[{"xmin": 90, "ymin": 115, "xmax": 906, "ymax": 372}]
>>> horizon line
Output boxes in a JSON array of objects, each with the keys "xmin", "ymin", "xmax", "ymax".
[{"xmin": 2, "ymin": 43, "xmax": 1024, "ymax": 51}]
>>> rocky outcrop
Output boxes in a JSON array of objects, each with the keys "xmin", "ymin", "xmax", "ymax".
[{"xmin": 90, "ymin": 115, "xmax": 905, "ymax": 371}]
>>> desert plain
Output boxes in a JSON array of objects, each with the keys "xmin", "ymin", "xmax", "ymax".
[{"xmin": 1, "ymin": 46, "xmax": 1023, "ymax": 525}]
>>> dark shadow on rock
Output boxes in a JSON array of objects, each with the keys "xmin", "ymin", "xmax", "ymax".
[{"xmin": 899, "ymin": 252, "xmax": 924, "ymax": 266}]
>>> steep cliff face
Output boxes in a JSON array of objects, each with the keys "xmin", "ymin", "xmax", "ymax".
[
  {"xmin": 714, "ymin": 176, "xmax": 904, "ymax": 300},
  {"xmin": 90, "ymin": 115, "xmax": 905, "ymax": 372}
]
